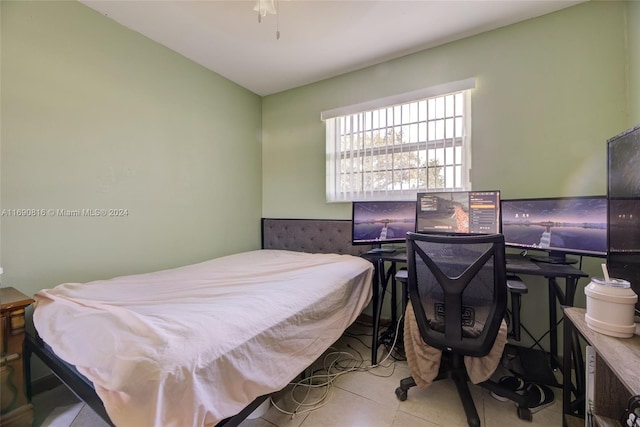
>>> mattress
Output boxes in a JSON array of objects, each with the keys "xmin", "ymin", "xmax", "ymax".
[{"xmin": 33, "ymin": 249, "xmax": 373, "ymax": 427}]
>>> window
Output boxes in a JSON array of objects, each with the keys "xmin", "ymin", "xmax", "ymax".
[{"xmin": 323, "ymin": 79, "xmax": 474, "ymax": 202}]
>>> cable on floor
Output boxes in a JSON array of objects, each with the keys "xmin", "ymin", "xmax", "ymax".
[{"xmin": 270, "ymin": 315, "xmax": 404, "ymax": 419}]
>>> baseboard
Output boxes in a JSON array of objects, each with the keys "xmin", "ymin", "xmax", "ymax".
[
  {"xmin": 356, "ymin": 313, "xmax": 392, "ymax": 327},
  {"xmin": 31, "ymin": 374, "xmax": 63, "ymax": 395}
]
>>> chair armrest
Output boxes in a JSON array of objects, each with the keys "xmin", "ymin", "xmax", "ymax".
[
  {"xmin": 507, "ymin": 276, "xmax": 528, "ymax": 294},
  {"xmin": 395, "ymin": 269, "xmax": 408, "ymax": 283},
  {"xmin": 506, "ymin": 275, "xmax": 527, "ymax": 342}
]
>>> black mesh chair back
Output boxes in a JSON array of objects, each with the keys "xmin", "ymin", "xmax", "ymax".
[
  {"xmin": 406, "ymin": 231, "xmax": 507, "ymax": 358},
  {"xmin": 397, "ymin": 232, "xmax": 533, "ymax": 426}
]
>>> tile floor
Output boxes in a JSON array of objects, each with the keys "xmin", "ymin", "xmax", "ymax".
[{"xmin": 31, "ymin": 321, "xmax": 563, "ymax": 427}]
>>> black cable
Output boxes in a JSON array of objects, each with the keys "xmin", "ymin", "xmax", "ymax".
[{"xmin": 525, "ymin": 317, "xmax": 563, "ymax": 352}]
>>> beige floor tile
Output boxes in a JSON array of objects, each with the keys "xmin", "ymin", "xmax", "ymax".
[
  {"xmin": 391, "ymin": 410, "xmax": 441, "ymax": 427},
  {"xmin": 333, "ymin": 361, "xmax": 410, "ymax": 410},
  {"xmin": 70, "ymin": 405, "xmax": 109, "ymax": 427},
  {"xmin": 298, "ymin": 387, "xmax": 396, "ymax": 427},
  {"xmin": 238, "ymin": 415, "xmax": 279, "ymax": 427},
  {"xmin": 395, "ymin": 379, "xmax": 483, "ymax": 427},
  {"xmin": 255, "ymin": 383, "xmax": 318, "ymax": 427},
  {"xmin": 40, "ymin": 403, "xmax": 83, "ymax": 427},
  {"xmin": 32, "ymin": 385, "xmax": 82, "ymax": 426},
  {"xmin": 311, "ymin": 321, "xmax": 411, "ymax": 412}
]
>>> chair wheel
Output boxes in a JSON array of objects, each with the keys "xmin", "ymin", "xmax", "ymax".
[
  {"xmin": 517, "ymin": 406, "xmax": 532, "ymax": 421},
  {"xmin": 395, "ymin": 386, "xmax": 407, "ymax": 401}
]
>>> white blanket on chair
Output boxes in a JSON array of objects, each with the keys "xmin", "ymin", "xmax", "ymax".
[{"xmin": 403, "ymin": 302, "xmax": 507, "ymax": 388}]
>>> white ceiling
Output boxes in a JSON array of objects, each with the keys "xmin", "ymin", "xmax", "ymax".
[{"xmin": 80, "ymin": 0, "xmax": 586, "ymax": 96}]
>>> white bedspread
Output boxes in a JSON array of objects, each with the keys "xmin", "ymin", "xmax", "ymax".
[{"xmin": 34, "ymin": 250, "xmax": 373, "ymax": 427}]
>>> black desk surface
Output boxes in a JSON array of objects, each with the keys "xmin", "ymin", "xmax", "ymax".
[
  {"xmin": 363, "ymin": 250, "xmax": 588, "ymax": 278},
  {"xmin": 361, "ymin": 250, "xmax": 407, "ymax": 263},
  {"xmin": 505, "ymin": 253, "xmax": 588, "ymax": 278}
]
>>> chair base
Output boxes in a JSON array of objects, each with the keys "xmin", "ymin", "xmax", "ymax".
[
  {"xmin": 395, "ymin": 373, "xmax": 532, "ymax": 427},
  {"xmin": 394, "ymin": 377, "xmax": 415, "ymax": 401}
]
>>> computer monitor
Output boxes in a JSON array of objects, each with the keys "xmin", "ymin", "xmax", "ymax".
[
  {"xmin": 607, "ymin": 123, "xmax": 640, "ymax": 310},
  {"xmin": 608, "ymin": 199, "xmax": 640, "ymax": 252},
  {"xmin": 351, "ymin": 200, "xmax": 416, "ymax": 246},
  {"xmin": 607, "ymin": 123, "xmax": 640, "ymax": 252},
  {"xmin": 415, "ymin": 190, "xmax": 501, "ymax": 235},
  {"xmin": 501, "ymin": 196, "xmax": 607, "ymax": 264}
]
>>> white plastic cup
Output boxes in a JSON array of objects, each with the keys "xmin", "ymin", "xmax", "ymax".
[{"xmin": 584, "ymin": 277, "xmax": 637, "ymax": 338}]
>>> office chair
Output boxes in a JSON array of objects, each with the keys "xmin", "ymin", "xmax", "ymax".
[{"xmin": 395, "ymin": 232, "xmax": 531, "ymax": 426}]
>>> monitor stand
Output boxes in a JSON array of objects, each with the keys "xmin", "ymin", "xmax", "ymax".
[
  {"xmin": 367, "ymin": 244, "xmax": 397, "ymax": 254},
  {"xmin": 529, "ymin": 252, "xmax": 578, "ymax": 265}
]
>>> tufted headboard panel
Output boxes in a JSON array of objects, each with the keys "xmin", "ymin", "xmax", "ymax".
[{"xmin": 261, "ymin": 218, "xmax": 373, "ymax": 256}]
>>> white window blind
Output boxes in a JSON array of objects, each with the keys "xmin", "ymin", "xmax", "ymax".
[{"xmin": 324, "ymin": 79, "xmax": 475, "ymax": 202}]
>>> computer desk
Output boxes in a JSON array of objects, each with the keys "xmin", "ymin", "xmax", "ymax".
[
  {"xmin": 363, "ymin": 250, "xmax": 588, "ymax": 367},
  {"xmin": 504, "ymin": 253, "xmax": 588, "ymax": 369},
  {"xmin": 361, "ymin": 250, "xmax": 407, "ymax": 365}
]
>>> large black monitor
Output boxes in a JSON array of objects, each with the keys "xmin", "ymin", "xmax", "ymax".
[
  {"xmin": 607, "ymin": 123, "xmax": 640, "ymax": 252},
  {"xmin": 351, "ymin": 200, "xmax": 416, "ymax": 246},
  {"xmin": 501, "ymin": 196, "xmax": 607, "ymax": 264},
  {"xmin": 415, "ymin": 190, "xmax": 501, "ymax": 235},
  {"xmin": 608, "ymin": 199, "xmax": 640, "ymax": 252},
  {"xmin": 607, "ymin": 123, "xmax": 640, "ymax": 310}
]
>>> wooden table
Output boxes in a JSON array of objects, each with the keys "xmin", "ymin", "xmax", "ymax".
[
  {"xmin": 1, "ymin": 287, "xmax": 35, "ymax": 427},
  {"xmin": 563, "ymin": 307, "xmax": 640, "ymax": 427}
]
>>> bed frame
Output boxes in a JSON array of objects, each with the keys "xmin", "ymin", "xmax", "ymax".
[
  {"xmin": 261, "ymin": 218, "xmax": 371, "ymax": 256},
  {"xmin": 25, "ymin": 218, "xmax": 371, "ymax": 427}
]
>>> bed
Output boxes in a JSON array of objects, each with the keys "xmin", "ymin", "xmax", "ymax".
[{"xmin": 25, "ymin": 218, "xmax": 374, "ymax": 427}]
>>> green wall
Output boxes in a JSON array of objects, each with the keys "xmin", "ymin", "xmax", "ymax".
[
  {"xmin": 628, "ymin": 0, "xmax": 640, "ymax": 125},
  {"xmin": 1, "ymin": 1, "xmax": 263, "ymax": 299},
  {"xmin": 262, "ymin": 1, "xmax": 628, "ymax": 221},
  {"xmin": 261, "ymin": 1, "xmax": 631, "ymax": 346}
]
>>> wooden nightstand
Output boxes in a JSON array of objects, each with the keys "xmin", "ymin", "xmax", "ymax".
[{"xmin": 1, "ymin": 287, "xmax": 35, "ymax": 427}]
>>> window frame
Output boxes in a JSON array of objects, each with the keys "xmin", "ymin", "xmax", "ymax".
[{"xmin": 323, "ymin": 79, "xmax": 475, "ymax": 203}]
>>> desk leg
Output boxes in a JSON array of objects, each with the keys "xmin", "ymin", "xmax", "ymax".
[
  {"xmin": 564, "ymin": 277, "xmax": 577, "ymax": 307},
  {"xmin": 371, "ymin": 258, "xmax": 392, "ymax": 365},
  {"xmin": 565, "ymin": 278, "xmax": 584, "ymax": 415},
  {"xmin": 401, "ymin": 280, "xmax": 408, "ymax": 319},
  {"xmin": 562, "ymin": 309, "xmax": 586, "ymax": 419},
  {"xmin": 548, "ymin": 278, "xmax": 559, "ymax": 366},
  {"xmin": 390, "ymin": 266, "xmax": 398, "ymax": 326},
  {"xmin": 371, "ymin": 259, "xmax": 382, "ymax": 365},
  {"xmin": 563, "ymin": 313, "xmax": 572, "ymax": 418},
  {"xmin": 369, "ymin": 258, "xmax": 403, "ymax": 365},
  {"xmin": 549, "ymin": 276, "xmax": 578, "ymax": 370}
]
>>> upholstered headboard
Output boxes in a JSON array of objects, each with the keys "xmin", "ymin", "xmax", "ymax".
[{"xmin": 261, "ymin": 218, "xmax": 372, "ymax": 256}]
